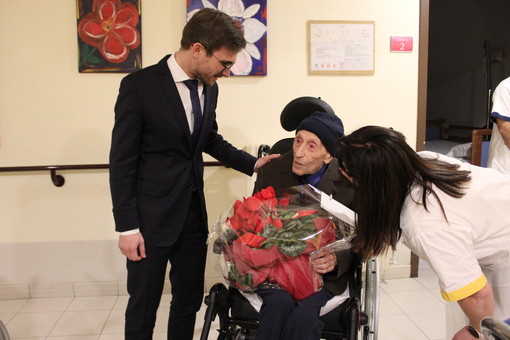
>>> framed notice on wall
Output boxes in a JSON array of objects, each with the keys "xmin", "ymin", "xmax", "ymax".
[{"xmin": 307, "ymin": 20, "xmax": 375, "ymax": 75}]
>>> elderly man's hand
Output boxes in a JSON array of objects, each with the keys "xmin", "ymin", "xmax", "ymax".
[{"xmin": 310, "ymin": 251, "xmax": 337, "ymax": 274}]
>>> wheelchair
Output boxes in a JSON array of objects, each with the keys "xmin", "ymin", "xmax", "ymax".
[
  {"xmin": 481, "ymin": 317, "xmax": 510, "ymax": 340},
  {"xmin": 0, "ymin": 320, "xmax": 10, "ymax": 340},
  {"xmin": 200, "ymin": 257, "xmax": 380, "ymax": 340},
  {"xmin": 200, "ymin": 97, "xmax": 380, "ymax": 340}
]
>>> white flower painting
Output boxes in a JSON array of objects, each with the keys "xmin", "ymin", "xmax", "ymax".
[{"xmin": 187, "ymin": 0, "xmax": 268, "ymax": 76}]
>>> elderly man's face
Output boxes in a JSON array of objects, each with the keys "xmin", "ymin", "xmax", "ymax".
[{"xmin": 292, "ymin": 130, "xmax": 333, "ymax": 176}]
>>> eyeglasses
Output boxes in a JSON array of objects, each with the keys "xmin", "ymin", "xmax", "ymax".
[{"xmin": 211, "ymin": 53, "xmax": 234, "ymax": 74}]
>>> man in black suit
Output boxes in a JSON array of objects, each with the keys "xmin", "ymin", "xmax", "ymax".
[{"xmin": 109, "ymin": 8, "xmax": 278, "ymax": 340}]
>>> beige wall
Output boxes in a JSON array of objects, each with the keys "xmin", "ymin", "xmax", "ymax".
[{"xmin": 0, "ymin": 0, "xmax": 419, "ymax": 292}]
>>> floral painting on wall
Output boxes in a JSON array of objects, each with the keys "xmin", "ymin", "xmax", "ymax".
[
  {"xmin": 77, "ymin": 0, "xmax": 142, "ymax": 73},
  {"xmin": 187, "ymin": 0, "xmax": 267, "ymax": 76}
]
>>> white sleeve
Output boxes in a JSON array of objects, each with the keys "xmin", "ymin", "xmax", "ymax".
[
  {"xmin": 402, "ymin": 218, "xmax": 484, "ymax": 301},
  {"xmin": 492, "ymin": 79, "xmax": 510, "ymax": 119}
]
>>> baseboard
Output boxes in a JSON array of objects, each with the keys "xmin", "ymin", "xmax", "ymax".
[{"xmin": 0, "ymin": 240, "xmax": 225, "ymax": 300}]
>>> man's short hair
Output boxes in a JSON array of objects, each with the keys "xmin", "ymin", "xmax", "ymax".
[{"xmin": 181, "ymin": 8, "xmax": 246, "ymax": 55}]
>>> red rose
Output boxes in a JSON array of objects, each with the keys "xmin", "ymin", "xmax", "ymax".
[
  {"xmin": 279, "ymin": 197, "xmax": 290, "ymax": 207},
  {"xmin": 244, "ymin": 196, "xmax": 263, "ymax": 211},
  {"xmin": 237, "ymin": 232, "xmax": 267, "ymax": 248},
  {"xmin": 254, "ymin": 186, "xmax": 276, "ymax": 200},
  {"xmin": 272, "ymin": 217, "xmax": 283, "ymax": 229}
]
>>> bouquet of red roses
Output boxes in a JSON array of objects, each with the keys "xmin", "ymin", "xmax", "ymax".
[{"xmin": 210, "ymin": 185, "xmax": 354, "ymax": 301}]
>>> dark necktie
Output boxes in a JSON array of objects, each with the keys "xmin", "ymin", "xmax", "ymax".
[{"xmin": 183, "ymin": 79, "xmax": 203, "ymax": 145}]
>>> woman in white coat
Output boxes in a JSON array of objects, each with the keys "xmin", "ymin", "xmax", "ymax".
[{"xmin": 336, "ymin": 126, "xmax": 510, "ymax": 339}]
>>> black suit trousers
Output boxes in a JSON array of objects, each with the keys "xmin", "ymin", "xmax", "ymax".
[{"xmin": 125, "ymin": 192, "xmax": 208, "ymax": 340}]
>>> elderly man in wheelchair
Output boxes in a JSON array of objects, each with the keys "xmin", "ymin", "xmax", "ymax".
[
  {"xmin": 201, "ymin": 97, "xmax": 379, "ymax": 340},
  {"xmin": 250, "ymin": 110, "xmax": 354, "ymax": 340},
  {"xmin": 249, "ymin": 111, "xmax": 354, "ymax": 340}
]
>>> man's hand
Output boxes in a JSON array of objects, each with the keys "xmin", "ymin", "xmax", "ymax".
[
  {"xmin": 119, "ymin": 232, "xmax": 146, "ymax": 261},
  {"xmin": 254, "ymin": 154, "xmax": 281, "ymax": 172}
]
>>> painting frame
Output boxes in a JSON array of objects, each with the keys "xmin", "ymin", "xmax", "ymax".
[
  {"xmin": 307, "ymin": 20, "xmax": 375, "ymax": 75},
  {"xmin": 76, "ymin": 0, "xmax": 142, "ymax": 73},
  {"xmin": 186, "ymin": 0, "xmax": 268, "ymax": 76}
]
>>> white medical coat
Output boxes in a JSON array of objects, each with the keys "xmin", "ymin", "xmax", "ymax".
[{"xmin": 400, "ymin": 152, "xmax": 510, "ymax": 336}]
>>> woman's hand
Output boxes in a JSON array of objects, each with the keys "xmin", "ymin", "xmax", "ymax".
[{"xmin": 310, "ymin": 251, "xmax": 337, "ymax": 274}]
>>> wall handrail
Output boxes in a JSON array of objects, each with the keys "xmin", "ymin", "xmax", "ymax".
[{"xmin": 0, "ymin": 161, "xmax": 224, "ymax": 187}]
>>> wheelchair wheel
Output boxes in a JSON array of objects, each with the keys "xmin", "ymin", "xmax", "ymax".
[
  {"xmin": 215, "ymin": 325, "xmax": 255, "ymax": 340},
  {"xmin": 233, "ymin": 327, "xmax": 256, "ymax": 340},
  {"xmin": 0, "ymin": 320, "xmax": 10, "ymax": 340},
  {"xmin": 360, "ymin": 258, "xmax": 380, "ymax": 340}
]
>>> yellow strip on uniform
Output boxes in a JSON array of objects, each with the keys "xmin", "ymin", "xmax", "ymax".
[{"xmin": 441, "ymin": 274, "xmax": 488, "ymax": 302}]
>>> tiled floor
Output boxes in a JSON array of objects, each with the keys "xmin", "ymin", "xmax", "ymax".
[{"xmin": 0, "ymin": 269, "xmax": 445, "ymax": 340}]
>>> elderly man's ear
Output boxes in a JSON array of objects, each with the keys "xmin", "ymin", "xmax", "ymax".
[{"xmin": 324, "ymin": 153, "xmax": 333, "ymax": 164}]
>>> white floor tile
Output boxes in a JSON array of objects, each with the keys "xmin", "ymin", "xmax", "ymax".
[
  {"xmin": 415, "ymin": 275, "xmax": 440, "ymax": 290},
  {"xmin": 49, "ymin": 310, "xmax": 110, "ymax": 336},
  {"xmin": 380, "ymin": 277, "xmax": 428, "ymax": 293},
  {"xmin": 158, "ymin": 293, "xmax": 172, "ymax": 308},
  {"xmin": 379, "ymin": 292, "xmax": 403, "ymax": 316},
  {"xmin": 429, "ymin": 288, "xmax": 445, "ymax": 303},
  {"xmin": 112, "ymin": 295, "xmax": 129, "ymax": 310},
  {"xmin": 0, "ymin": 299, "xmax": 28, "ymax": 314},
  {"xmin": 0, "ymin": 313, "xmax": 14, "ymax": 324},
  {"xmin": 102, "ymin": 308, "xmax": 124, "ymax": 334},
  {"xmin": 194, "ymin": 319, "xmax": 220, "ymax": 340},
  {"xmin": 18, "ymin": 297, "xmax": 72, "ymax": 313},
  {"xmin": 419, "ymin": 267, "xmax": 437, "ymax": 277},
  {"xmin": 47, "ymin": 336, "xmax": 99, "ymax": 340},
  {"xmin": 1, "ymin": 274, "xmax": 450, "ymax": 340},
  {"xmin": 98, "ymin": 334, "xmax": 123, "ymax": 340},
  {"xmin": 73, "ymin": 282, "xmax": 118, "ymax": 297},
  {"xmin": 67, "ymin": 296, "xmax": 118, "ymax": 311},
  {"xmin": 378, "ymin": 314, "xmax": 429, "ymax": 340},
  {"xmin": 153, "ymin": 332, "xmax": 168, "ymax": 340},
  {"xmin": 154, "ymin": 307, "xmax": 170, "ymax": 332},
  {"xmin": 388, "ymin": 289, "xmax": 445, "ymax": 314},
  {"xmin": 408, "ymin": 311, "xmax": 446, "ymax": 340},
  {"xmin": 6, "ymin": 311, "xmax": 62, "ymax": 338}
]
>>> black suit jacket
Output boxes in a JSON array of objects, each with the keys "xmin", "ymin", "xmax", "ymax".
[
  {"xmin": 253, "ymin": 151, "xmax": 355, "ymax": 295},
  {"xmin": 110, "ymin": 55, "xmax": 257, "ymax": 246}
]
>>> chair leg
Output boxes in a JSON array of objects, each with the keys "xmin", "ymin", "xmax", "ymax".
[
  {"xmin": 347, "ymin": 300, "xmax": 359, "ymax": 340},
  {"xmin": 200, "ymin": 284, "xmax": 226, "ymax": 340}
]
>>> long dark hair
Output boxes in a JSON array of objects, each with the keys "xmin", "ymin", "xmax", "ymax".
[{"xmin": 336, "ymin": 126, "xmax": 471, "ymax": 260}]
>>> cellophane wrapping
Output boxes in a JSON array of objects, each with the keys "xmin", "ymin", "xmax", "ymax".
[{"xmin": 209, "ymin": 185, "xmax": 355, "ymax": 301}]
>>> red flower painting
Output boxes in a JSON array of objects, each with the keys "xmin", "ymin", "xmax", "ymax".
[
  {"xmin": 77, "ymin": 0, "xmax": 141, "ymax": 72},
  {"xmin": 212, "ymin": 186, "xmax": 351, "ymax": 301}
]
